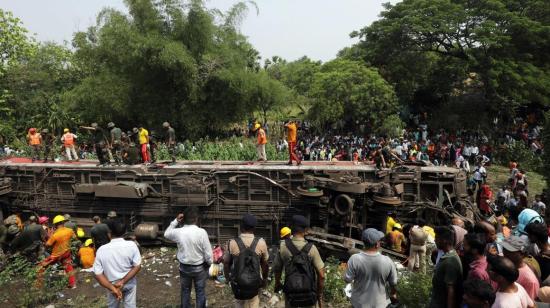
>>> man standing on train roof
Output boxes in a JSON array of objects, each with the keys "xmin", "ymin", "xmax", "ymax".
[
  {"xmin": 163, "ymin": 122, "xmax": 177, "ymax": 163},
  {"xmin": 27, "ymin": 128, "xmax": 42, "ymax": 162},
  {"xmin": 81, "ymin": 123, "xmax": 109, "ymax": 166},
  {"xmin": 254, "ymin": 123, "xmax": 267, "ymax": 162},
  {"xmin": 284, "ymin": 120, "xmax": 301, "ymax": 165},
  {"xmin": 108, "ymin": 122, "xmax": 123, "ymax": 165},
  {"xmin": 61, "ymin": 128, "xmax": 79, "ymax": 162},
  {"xmin": 40, "ymin": 128, "xmax": 55, "ymax": 163},
  {"xmin": 138, "ymin": 125, "xmax": 150, "ymax": 164}
]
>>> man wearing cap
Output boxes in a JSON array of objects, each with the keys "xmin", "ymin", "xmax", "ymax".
[
  {"xmin": 81, "ymin": 123, "xmax": 109, "ymax": 165},
  {"xmin": 254, "ymin": 123, "xmax": 267, "ymax": 162},
  {"xmin": 344, "ymin": 228, "xmax": 398, "ymax": 308},
  {"xmin": 501, "ymin": 236, "xmax": 540, "ymax": 300},
  {"xmin": 108, "ymin": 122, "xmax": 123, "ymax": 165},
  {"xmin": 61, "ymin": 128, "xmax": 79, "ymax": 161},
  {"xmin": 428, "ymin": 226, "xmax": 463, "ymax": 308},
  {"xmin": 40, "ymin": 128, "xmax": 55, "ymax": 163},
  {"xmin": 91, "ymin": 215, "xmax": 111, "ymax": 250},
  {"xmin": 39, "ymin": 215, "xmax": 76, "ymax": 288},
  {"xmin": 164, "ymin": 206, "xmax": 213, "ymax": 308},
  {"xmin": 273, "ymin": 215, "xmax": 324, "ymax": 308},
  {"xmin": 27, "ymin": 128, "xmax": 42, "ymax": 162},
  {"xmin": 163, "ymin": 122, "xmax": 177, "ymax": 163},
  {"xmin": 223, "ymin": 214, "xmax": 269, "ymax": 308}
]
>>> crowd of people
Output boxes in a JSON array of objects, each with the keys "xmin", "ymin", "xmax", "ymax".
[
  {"xmin": 17, "ymin": 121, "xmax": 177, "ymax": 166},
  {"xmin": 3, "ymin": 201, "xmax": 550, "ymax": 308}
]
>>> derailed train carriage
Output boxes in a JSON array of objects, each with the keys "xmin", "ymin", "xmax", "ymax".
[{"xmin": 0, "ymin": 159, "xmax": 476, "ymax": 257}]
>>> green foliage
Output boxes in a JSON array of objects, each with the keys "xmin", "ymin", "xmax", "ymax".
[
  {"xmin": 156, "ymin": 137, "xmax": 287, "ymax": 161},
  {"xmin": 377, "ymin": 114, "xmax": 405, "ymax": 138},
  {"xmin": 494, "ymin": 141, "xmax": 543, "ymax": 173},
  {"xmin": 396, "ymin": 270, "xmax": 433, "ymax": 308},
  {"xmin": 541, "ymin": 112, "xmax": 550, "ymax": 181},
  {"xmin": 308, "ymin": 59, "xmax": 399, "ymax": 130},
  {"xmin": 323, "ymin": 256, "xmax": 348, "ymax": 305},
  {"xmin": 0, "ymin": 256, "xmax": 67, "ymax": 307},
  {"xmin": 351, "ymin": 0, "xmax": 550, "ymax": 120},
  {"xmin": 0, "ymin": 9, "xmax": 36, "ymax": 73}
]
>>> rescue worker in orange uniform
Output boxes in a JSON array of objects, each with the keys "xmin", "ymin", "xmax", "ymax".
[
  {"xmin": 38, "ymin": 215, "xmax": 76, "ymax": 288},
  {"xmin": 61, "ymin": 128, "xmax": 79, "ymax": 161},
  {"xmin": 284, "ymin": 120, "xmax": 301, "ymax": 165},
  {"xmin": 27, "ymin": 128, "xmax": 42, "ymax": 162},
  {"xmin": 254, "ymin": 123, "xmax": 267, "ymax": 161},
  {"xmin": 78, "ymin": 239, "xmax": 95, "ymax": 269}
]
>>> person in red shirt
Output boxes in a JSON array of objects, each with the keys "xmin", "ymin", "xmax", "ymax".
[
  {"xmin": 501, "ymin": 236, "xmax": 539, "ymax": 301},
  {"xmin": 464, "ymin": 233, "xmax": 497, "ymax": 290},
  {"xmin": 38, "ymin": 215, "xmax": 76, "ymax": 288},
  {"xmin": 478, "ymin": 184, "xmax": 493, "ymax": 215}
]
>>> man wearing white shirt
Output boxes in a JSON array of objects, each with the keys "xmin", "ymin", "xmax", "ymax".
[
  {"xmin": 164, "ymin": 206, "xmax": 213, "ymax": 308},
  {"xmin": 94, "ymin": 220, "xmax": 142, "ymax": 308}
]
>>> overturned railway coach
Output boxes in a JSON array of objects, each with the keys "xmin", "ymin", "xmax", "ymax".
[{"xmin": 0, "ymin": 159, "xmax": 473, "ymax": 254}]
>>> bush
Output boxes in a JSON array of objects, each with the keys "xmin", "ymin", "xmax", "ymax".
[
  {"xmin": 0, "ymin": 256, "xmax": 67, "ymax": 307},
  {"xmin": 323, "ymin": 256, "xmax": 349, "ymax": 305},
  {"xmin": 493, "ymin": 141, "xmax": 543, "ymax": 173},
  {"xmin": 396, "ymin": 270, "xmax": 433, "ymax": 308}
]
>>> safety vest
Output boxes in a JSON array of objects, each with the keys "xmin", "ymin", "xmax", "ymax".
[
  {"xmin": 29, "ymin": 133, "xmax": 41, "ymax": 145},
  {"xmin": 63, "ymin": 133, "xmax": 74, "ymax": 146},
  {"xmin": 257, "ymin": 128, "xmax": 267, "ymax": 145}
]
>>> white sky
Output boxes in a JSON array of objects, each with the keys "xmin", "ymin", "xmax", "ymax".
[{"xmin": 0, "ymin": 0, "xmax": 399, "ymax": 62}]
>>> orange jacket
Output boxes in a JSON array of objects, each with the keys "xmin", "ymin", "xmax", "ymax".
[
  {"xmin": 46, "ymin": 226, "xmax": 75, "ymax": 258},
  {"xmin": 257, "ymin": 128, "xmax": 267, "ymax": 145},
  {"xmin": 29, "ymin": 133, "xmax": 41, "ymax": 145},
  {"xmin": 286, "ymin": 123, "xmax": 297, "ymax": 143},
  {"xmin": 62, "ymin": 133, "xmax": 75, "ymax": 146}
]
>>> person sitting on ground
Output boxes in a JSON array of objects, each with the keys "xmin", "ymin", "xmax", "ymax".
[
  {"xmin": 94, "ymin": 220, "xmax": 141, "ymax": 308},
  {"xmin": 462, "ymin": 279, "xmax": 496, "ymax": 308},
  {"xmin": 501, "ymin": 236, "xmax": 539, "ymax": 300},
  {"xmin": 344, "ymin": 227, "xmax": 398, "ymax": 308},
  {"xmin": 488, "ymin": 255, "xmax": 535, "ymax": 308},
  {"xmin": 78, "ymin": 239, "xmax": 95, "ymax": 269}
]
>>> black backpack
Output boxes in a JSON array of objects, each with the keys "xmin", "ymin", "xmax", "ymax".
[
  {"xmin": 283, "ymin": 238, "xmax": 318, "ymax": 307},
  {"xmin": 230, "ymin": 237, "xmax": 263, "ymax": 300}
]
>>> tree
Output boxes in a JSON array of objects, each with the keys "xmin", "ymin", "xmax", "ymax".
[
  {"xmin": 308, "ymin": 59, "xmax": 398, "ymax": 131},
  {"xmin": 350, "ymin": 0, "xmax": 550, "ymax": 123}
]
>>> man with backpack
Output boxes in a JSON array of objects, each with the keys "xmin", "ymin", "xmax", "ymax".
[
  {"xmin": 223, "ymin": 214, "xmax": 269, "ymax": 308},
  {"xmin": 273, "ymin": 215, "xmax": 325, "ymax": 308}
]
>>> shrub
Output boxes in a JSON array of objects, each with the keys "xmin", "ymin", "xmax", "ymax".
[
  {"xmin": 396, "ymin": 270, "xmax": 433, "ymax": 308},
  {"xmin": 493, "ymin": 141, "xmax": 543, "ymax": 173}
]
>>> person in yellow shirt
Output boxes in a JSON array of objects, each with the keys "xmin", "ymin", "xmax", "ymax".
[
  {"xmin": 78, "ymin": 239, "xmax": 95, "ymax": 269},
  {"xmin": 254, "ymin": 123, "xmax": 267, "ymax": 162},
  {"xmin": 386, "ymin": 212, "xmax": 398, "ymax": 234},
  {"xmin": 387, "ymin": 223, "xmax": 406, "ymax": 252},
  {"xmin": 284, "ymin": 120, "xmax": 301, "ymax": 165},
  {"xmin": 38, "ymin": 215, "xmax": 76, "ymax": 288},
  {"xmin": 138, "ymin": 125, "xmax": 150, "ymax": 163}
]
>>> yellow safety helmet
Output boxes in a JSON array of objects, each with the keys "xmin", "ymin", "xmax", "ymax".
[
  {"xmin": 393, "ymin": 223, "xmax": 402, "ymax": 230},
  {"xmin": 84, "ymin": 239, "xmax": 93, "ymax": 247},
  {"xmin": 254, "ymin": 123, "xmax": 261, "ymax": 131},
  {"xmin": 280, "ymin": 227, "xmax": 292, "ymax": 238},
  {"xmin": 76, "ymin": 227, "xmax": 85, "ymax": 238},
  {"xmin": 64, "ymin": 128, "xmax": 69, "ymax": 133},
  {"xmin": 52, "ymin": 215, "xmax": 66, "ymax": 225}
]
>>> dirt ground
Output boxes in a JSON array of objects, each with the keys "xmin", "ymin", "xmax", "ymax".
[{"xmin": 42, "ymin": 247, "xmax": 294, "ymax": 308}]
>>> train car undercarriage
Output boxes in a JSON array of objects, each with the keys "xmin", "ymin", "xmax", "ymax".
[{"xmin": 0, "ymin": 158, "xmax": 477, "ymax": 257}]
